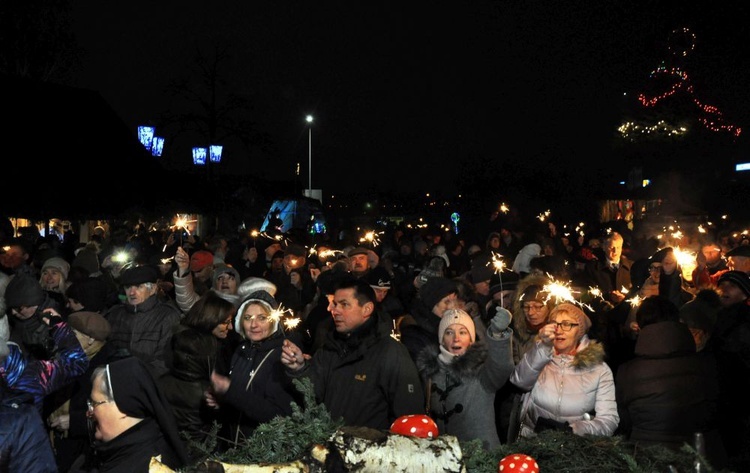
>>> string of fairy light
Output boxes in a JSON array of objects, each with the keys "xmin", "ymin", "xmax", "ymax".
[{"xmin": 619, "ymin": 27, "xmax": 742, "ymax": 140}]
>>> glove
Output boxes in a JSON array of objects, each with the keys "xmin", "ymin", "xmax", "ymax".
[
  {"xmin": 534, "ymin": 416, "xmax": 573, "ymax": 434},
  {"xmin": 490, "ymin": 306, "xmax": 512, "ymax": 332}
]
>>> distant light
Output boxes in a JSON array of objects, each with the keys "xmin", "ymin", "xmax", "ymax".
[
  {"xmin": 306, "ymin": 115, "xmax": 314, "ymax": 123},
  {"xmin": 138, "ymin": 126, "xmax": 155, "ymax": 151},
  {"xmin": 210, "ymin": 145, "xmax": 223, "ymax": 163},
  {"xmin": 736, "ymin": 162, "xmax": 750, "ymax": 171},
  {"xmin": 151, "ymin": 137, "xmax": 165, "ymax": 156},
  {"xmin": 642, "ymin": 179, "xmax": 651, "ymax": 186},
  {"xmin": 619, "ymin": 181, "xmax": 626, "ymax": 185},
  {"xmin": 192, "ymin": 147, "xmax": 207, "ymax": 166}
]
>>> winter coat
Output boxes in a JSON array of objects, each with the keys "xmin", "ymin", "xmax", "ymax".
[
  {"xmin": 289, "ymin": 310, "xmax": 424, "ymax": 430},
  {"xmin": 616, "ymin": 321, "xmax": 726, "ymax": 466},
  {"xmin": 511, "ymin": 335, "xmax": 619, "ymax": 439},
  {"xmin": 222, "ymin": 328, "xmax": 304, "ymax": 443},
  {"xmin": 583, "ymin": 256, "xmax": 633, "ymax": 306},
  {"xmin": 105, "ymin": 294, "xmax": 182, "ymax": 378},
  {"xmin": 416, "ymin": 328, "xmax": 514, "ymax": 450},
  {"xmin": 172, "ymin": 270, "xmax": 201, "ymax": 314},
  {"xmin": 1, "ymin": 319, "xmax": 88, "ymax": 414},
  {"xmin": 8, "ymin": 293, "xmax": 62, "ymax": 360},
  {"xmin": 0, "ymin": 389, "xmax": 57, "ymax": 473}
]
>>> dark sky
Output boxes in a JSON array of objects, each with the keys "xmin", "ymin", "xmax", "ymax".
[{"xmin": 70, "ymin": 2, "xmax": 750, "ymax": 195}]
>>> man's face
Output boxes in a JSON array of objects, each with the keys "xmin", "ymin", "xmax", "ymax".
[
  {"xmin": 717, "ymin": 281, "xmax": 748, "ymax": 307},
  {"xmin": 432, "ymin": 293, "xmax": 457, "ymax": 317},
  {"xmin": 330, "ymin": 288, "xmax": 372, "ymax": 333},
  {"xmin": 123, "ymin": 283, "xmax": 156, "ymax": 305},
  {"xmin": 0, "ymin": 245, "xmax": 27, "ymax": 269},
  {"xmin": 604, "ymin": 238, "xmax": 623, "ymax": 263},
  {"xmin": 349, "ymin": 254, "xmax": 369, "ymax": 274},
  {"xmin": 701, "ymin": 245, "xmax": 723, "ymax": 266}
]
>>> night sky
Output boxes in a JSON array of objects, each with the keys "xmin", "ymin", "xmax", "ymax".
[{"xmin": 69, "ymin": 2, "xmax": 750, "ymax": 196}]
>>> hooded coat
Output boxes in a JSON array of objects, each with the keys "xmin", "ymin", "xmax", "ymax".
[
  {"xmin": 416, "ymin": 327, "xmax": 514, "ymax": 450},
  {"xmin": 511, "ymin": 335, "xmax": 619, "ymax": 439}
]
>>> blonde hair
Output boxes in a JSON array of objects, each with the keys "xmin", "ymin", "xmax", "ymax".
[{"xmin": 549, "ymin": 302, "xmax": 591, "ymax": 333}]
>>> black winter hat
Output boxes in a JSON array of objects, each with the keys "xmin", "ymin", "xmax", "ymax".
[
  {"xmin": 718, "ymin": 270, "xmax": 750, "ymax": 297},
  {"xmin": 419, "ymin": 277, "xmax": 457, "ymax": 310},
  {"xmin": 66, "ymin": 278, "xmax": 109, "ymax": 312},
  {"xmin": 725, "ymin": 245, "xmax": 750, "ymax": 258},
  {"xmin": 5, "ymin": 274, "xmax": 45, "ymax": 308},
  {"xmin": 120, "ymin": 265, "xmax": 159, "ymax": 286}
]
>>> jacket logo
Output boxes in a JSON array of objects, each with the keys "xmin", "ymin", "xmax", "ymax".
[{"xmin": 354, "ymin": 374, "xmax": 367, "ymax": 382}]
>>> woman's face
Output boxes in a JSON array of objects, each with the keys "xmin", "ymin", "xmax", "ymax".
[
  {"xmin": 88, "ymin": 375, "xmax": 120, "ymax": 442},
  {"xmin": 551, "ymin": 312, "xmax": 583, "ymax": 355},
  {"xmin": 212, "ymin": 310, "xmax": 235, "ymax": 339},
  {"xmin": 661, "ymin": 254, "xmax": 678, "ymax": 275},
  {"xmin": 648, "ymin": 262, "xmax": 662, "ymax": 282},
  {"xmin": 241, "ymin": 303, "xmax": 274, "ymax": 341},
  {"xmin": 41, "ymin": 268, "xmax": 63, "ymax": 290},
  {"xmin": 441, "ymin": 323, "xmax": 473, "ymax": 356},
  {"xmin": 522, "ymin": 301, "xmax": 549, "ymax": 327}
]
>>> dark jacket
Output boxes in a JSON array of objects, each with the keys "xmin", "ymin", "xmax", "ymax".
[
  {"xmin": 616, "ymin": 321, "xmax": 726, "ymax": 467},
  {"xmin": 0, "ymin": 388, "xmax": 58, "ymax": 473},
  {"xmin": 289, "ymin": 310, "xmax": 424, "ymax": 430},
  {"xmin": 105, "ymin": 295, "xmax": 182, "ymax": 378},
  {"xmin": 221, "ymin": 329, "xmax": 304, "ymax": 444}
]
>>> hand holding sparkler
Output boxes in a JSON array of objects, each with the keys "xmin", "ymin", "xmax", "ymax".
[
  {"xmin": 175, "ymin": 246, "xmax": 190, "ymax": 277},
  {"xmin": 281, "ymin": 339, "xmax": 309, "ymax": 372}
]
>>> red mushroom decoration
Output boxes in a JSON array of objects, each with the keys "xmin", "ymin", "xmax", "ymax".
[
  {"xmin": 389, "ymin": 414, "xmax": 439, "ymax": 439},
  {"xmin": 498, "ymin": 454, "xmax": 539, "ymax": 473}
]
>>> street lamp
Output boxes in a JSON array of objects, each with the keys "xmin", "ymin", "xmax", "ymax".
[{"xmin": 306, "ymin": 115, "xmax": 313, "ymax": 195}]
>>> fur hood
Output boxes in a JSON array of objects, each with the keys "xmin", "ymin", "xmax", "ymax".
[
  {"xmin": 416, "ymin": 339, "xmax": 488, "ymax": 380},
  {"xmin": 565, "ymin": 336, "xmax": 607, "ymax": 370}
]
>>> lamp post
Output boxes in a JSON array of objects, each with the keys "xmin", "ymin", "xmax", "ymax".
[{"xmin": 306, "ymin": 115, "xmax": 313, "ymax": 195}]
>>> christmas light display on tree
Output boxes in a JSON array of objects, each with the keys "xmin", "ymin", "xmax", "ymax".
[{"xmin": 619, "ymin": 27, "xmax": 742, "ymax": 141}]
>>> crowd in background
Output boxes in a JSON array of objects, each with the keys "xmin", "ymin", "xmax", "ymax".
[{"xmin": 1, "ymin": 210, "xmax": 749, "ymax": 472}]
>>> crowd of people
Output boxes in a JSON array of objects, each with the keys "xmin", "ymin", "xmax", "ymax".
[{"xmin": 0, "ymin": 212, "xmax": 749, "ymax": 472}]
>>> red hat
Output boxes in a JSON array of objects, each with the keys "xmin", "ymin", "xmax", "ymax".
[{"xmin": 190, "ymin": 251, "xmax": 214, "ymax": 272}]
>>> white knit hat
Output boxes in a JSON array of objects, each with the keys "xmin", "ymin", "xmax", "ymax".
[{"xmin": 438, "ymin": 309, "xmax": 476, "ymax": 343}]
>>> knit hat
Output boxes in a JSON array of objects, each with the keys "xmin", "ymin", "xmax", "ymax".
[
  {"xmin": 679, "ymin": 289, "xmax": 721, "ymax": 333},
  {"xmin": 72, "ymin": 247, "xmax": 100, "ymax": 275},
  {"xmin": 438, "ymin": 308, "xmax": 476, "ymax": 343},
  {"xmin": 68, "ymin": 311, "xmax": 111, "ymax": 341},
  {"xmin": 718, "ymin": 270, "xmax": 750, "ymax": 297},
  {"xmin": 366, "ymin": 266, "xmax": 392, "ymax": 290},
  {"xmin": 237, "ymin": 277, "xmax": 277, "ymax": 301},
  {"xmin": 725, "ymin": 245, "xmax": 750, "ymax": 258},
  {"xmin": 420, "ymin": 277, "xmax": 458, "ymax": 311},
  {"xmin": 549, "ymin": 302, "xmax": 592, "ymax": 333},
  {"xmin": 649, "ymin": 247, "xmax": 673, "ymax": 263},
  {"xmin": 236, "ymin": 290, "xmax": 280, "ymax": 335},
  {"xmin": 41, "ymin": 256, "xmax": 70, "ymax": 281},
  {"xmin": 212, "ymin": 264, "xmax": 240, "ymax": 287},
  {"xmin": 66, "ymin": 278, "xmax": 109, "ymax": 312},
  {"xmin": 190, "ymin": 250, "xmax": 214, "ymax": 272},
  {"xmin": 5, "ymin": 274, "xmax": 45, "ymax": 308},
  {"xmin": 120, "ymin": 265, "xmax": 159, "ymax": 286},
  {"xmin": 415, "ymin": 258, "xmax": 445, "ymax": 288}
]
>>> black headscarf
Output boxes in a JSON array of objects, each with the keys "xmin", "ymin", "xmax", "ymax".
[{"xmin": 105, "ymin": 357, "xmax": 190, "ymax": 467}]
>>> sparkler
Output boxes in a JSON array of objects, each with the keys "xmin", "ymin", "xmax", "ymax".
[
  {"xmin": 250, "ymin": 229, "xmax": 259, "ymax": 247},
  {"xmin": 541, "ymin": 277, "xmax": 593, "ymax": 312},
  {"xmin": 390, "ymin": 319, "xmax": 401, "ymax": 341},
  {"xmin": 536, "ymin": 209, "xmax": 551, "ymax": 222},
  {"xmin": 489, "ymin": 252, "xmax": 508, "ymax": 307},
  {"xmin": 499, "ymin": 203, "xmax": 510, "ymax": 214},
  {"xmin": 358, "ymin": 230, "xmax": 383, "ymax": 247},
  {"xmin": 626, "ymin": 294, "xmax": 644, "ymax": 308}
]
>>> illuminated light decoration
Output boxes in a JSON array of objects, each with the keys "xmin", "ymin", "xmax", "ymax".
[
  {"xmin": 137, "ymin": 126, "xmax": 155, "ymax": 151},
  {"xmin": 151, "ymin": 136, "xmax": 165, "ymax": 156},
  {"xmin": 627, "ymin": 28, "xmax": 742, "ymax": 138},
  {"xmin": 192, "ymin": 147, "xmax": 207, "ymax": 166},
  {"xmin": 737, "ymin": 162, "xmax": 750, "ymax": 171},
  {"xmin": 618, "ymin": 120, "xmax": 688, "ymax": 141},
  {"xmin": 451, "ymin": 212, "xmax": 460, "ymax": 234},
  {"xmin": 210, "ymin": 145, "xmax": 223, "ymax": 163}
]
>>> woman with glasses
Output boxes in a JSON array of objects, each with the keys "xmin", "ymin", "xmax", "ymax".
[
  {"xmin": 510, "ymin": 302, "xmax": 619, "ymax": 439},
  {"xmin": 70, "ymin": 356, "xmax": 188, "ymax": 472},
  {"xmin": 205, "ymin": 290, "xmax": 304, "ymax": 450},
  {"xmin": 495, "ymin": 274, "xmax": 554, "ymax": 442}
]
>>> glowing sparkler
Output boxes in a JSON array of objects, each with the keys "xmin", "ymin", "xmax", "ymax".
[
  {"xmin": 542, "ymin": 278, "xmax": 592, "ymax": 311},
  {"xmin": 536, "ymin": 209, "xmax": 551, "ymax": 222},
  {"xmin": 489, "ymin": 252, "xmax": 508, "ymax": 307},
  {"xmin": 673, "ymin": 246, "xmax": 697, "ymax": 282},
  {"xmin": 390, "ymin": 319, "xmax": 401, "ymax": 341},
  {"xmin": 499, "ymin": 203, "xmax": 510, "ymax": 214},
  {"xmin": 627, "ymin": 294, "xmax": 644, "ymax": 308},
  {"xmin": 358, "ymin": 230, "xmax": 383, "ymax": 247}
]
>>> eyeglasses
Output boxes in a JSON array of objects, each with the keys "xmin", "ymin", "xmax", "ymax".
[
  {"xmin": 87, "ymin": 399, "xmax": 111, "ymax": 412},
  {"xmin": 648, "ymin": 265, "xmax": 661, "ymax": 272},
  {"xmin": 522, "ymin": 303, "xmax": 545, "ymax": 312},
  {"xmin": 220, "ymin": 318, "xmax": 233, "ymax": 326},
  {"xmin": 552, "ymin": 321, "xmax": 580, "ymax": 331}
]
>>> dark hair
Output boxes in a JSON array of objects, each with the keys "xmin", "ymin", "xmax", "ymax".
[
  {"xmin": 183, "ymin": 290, "xmax": 235, "ymax": 333},
  {"xmin": 333, "ymin": 276, "xmax": 376, "ymax": 306},
  {"xmin": 636, "ymin": 295, "xmax": 679, "ymax": 328}
]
